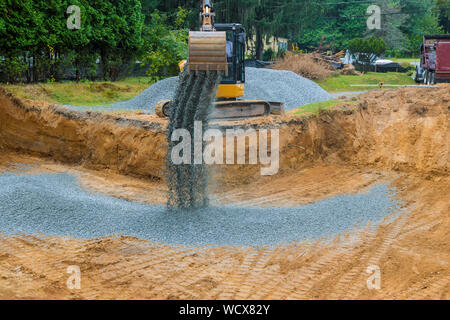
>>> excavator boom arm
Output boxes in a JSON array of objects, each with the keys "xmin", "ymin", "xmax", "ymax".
[{"xmin": 201, "ymin": 0, "xmax": 215, "ymax": 31}]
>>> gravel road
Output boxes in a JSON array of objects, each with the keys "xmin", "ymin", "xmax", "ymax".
[{"xmin": 0, "ymin": 172, "xmax": 399, "ymax": 246}]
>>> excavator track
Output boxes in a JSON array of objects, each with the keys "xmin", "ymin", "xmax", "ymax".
[
  {"xmin": 155, "ymin": 99, "xmax": 284, "ymax": 120},
  {"xmin": 211, "ymin": 100, "xmax": 271, "ymax": 119},
  {"xmin": 155, "ymin": 99, "xmax": 171, "ymax": 118}
]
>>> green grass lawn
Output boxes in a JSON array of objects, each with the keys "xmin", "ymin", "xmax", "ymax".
[
  {"xmin": 3, "ymin": 70, "xmax": 418, "ymax": 107},
  {"xmin": 2, "ymin": 77, "xmax": 152, "ymax": 106},
  {"xmin": 316, "ymin": 72, "xmax": 416, "ymax": 93},
  {"xmin": 294, "ymin": 99, "xmax": 340, "ymax": 115},
  {"xmin": 386, "ymin": 57, "xmax": 419, "ymax": 64},
  {"xmin": 294, "ymin": 99, "xmax": 361, "ymax": 116}
]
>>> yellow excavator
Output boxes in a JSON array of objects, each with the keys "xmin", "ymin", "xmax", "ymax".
[{"xmin": 155, "ymin": 0, "xmax": 284, "ymax": 120}]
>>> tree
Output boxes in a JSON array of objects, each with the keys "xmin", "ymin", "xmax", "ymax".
[
  {"xmin": 142, "ymin": 8, "xmax": 189, "ymax": 81},
  {"xmin": 296, "ymin": 0, "xmax": 367, "ymax": 52},
  {"xmin": 364, "ymin": 0, "xmax": 408, "ymax": 52},
  {"xmin": 0, "ymin": 0, "xmax": 38, "ymax": 81},
  {"xmin": 215, "ymin": 0, "xmax": 290, "ymax": 60},
  {"xmin": 89, "ymin": 0, "xmax": 144, "ymax": 81},
  {"xmin": 348, "ymin": 37, "xmax": 386, "ymax": 72},
  {"xmin": 434, "ymin": 0, "xmax": 450, "ymax": 33},
  {"xmin": 400, "ymin": 0, "xmax": 442, "ymax": 57}
]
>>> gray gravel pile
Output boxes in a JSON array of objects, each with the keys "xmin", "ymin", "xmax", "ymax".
[
  {"xmin": 243, "ymin": 68, "xmax": 332, "ymax": 110},
  {"xmin": 64, "ymin": 68, "xmax": 332, "ymax": 113},
  {"xmin": 0, "ymin": 172, "xmax": 400, "ymax": 246}
]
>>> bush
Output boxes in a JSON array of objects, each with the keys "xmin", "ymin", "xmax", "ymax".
[
  {"xmin": 0, "ymin": 57, "xmax": 27, "ymax": 83},
  {"xmin": 262, "ymin": 48, "xmax": 275, "ymax": 61},
  {"xmin": 385, "ymin": 48, "xmax": 402, "ymax": 59}
]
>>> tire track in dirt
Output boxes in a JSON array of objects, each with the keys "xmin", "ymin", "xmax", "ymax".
[
  {"xmin": 0, "ymin": 235, "xmax": 70, "ymax": 296},
  {"xmin": 268, "ymin": 238, "xmax": 360, "ymax": 299},
  {"xmin": 327, "ymin": 224, "xmax": 378, "ymax": 299},
  {"xmin": 232, "ymin": 248, "xmax": 276, "ymax": 299},
  {"xmin": 174, "ymin": 250, "xmax": 237, "ymax": 299},
  {"xmin": 397, "ymin": 220, "xmax": 442, "ymax": 241},
  {"xmin": 216, "ymin": 249, "xmax": 259, "ymax": 299},
  {"xmin": 404, "ymin": 275, "xmax": 450, "ymax": 300},
  {"xmin": 333, "ymin": 212, "xmax": 411, "ymax": 299}
]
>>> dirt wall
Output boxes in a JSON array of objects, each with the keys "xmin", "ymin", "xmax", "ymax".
[
  {"xmin": 0, "ymin": 86, "xmax": 448, "ymax": 183},
  {"xmin": 215, "ymin": 86, "xmax": 449, "ymax": 186},
  {"xmin": 0, "ymin": 88, "xmax": 167, "ymax": 179},
  {"xmin": 282, "ymin": 86, "xmax": 449, "ymax": 176}
]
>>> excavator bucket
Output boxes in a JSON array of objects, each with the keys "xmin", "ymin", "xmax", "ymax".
[{"xmin": 188, "ymin": 31, "xmax": 228, "ymax": 74}]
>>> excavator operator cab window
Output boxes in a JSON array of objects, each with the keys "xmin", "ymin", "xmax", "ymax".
[
  {"xmin": 226, "ymin": 32, "xmax": 233, "ymax": 61},
  {"xmin": 218, "ymin": 25, "xmax": 246, "ymax": 85},
  {"xmin": 237, "ymin": 32, "xmax": 246, "ymax": 84},
  {"xmin": 224, "ymin": 31, "xmax": 235, "ymax": 81}
]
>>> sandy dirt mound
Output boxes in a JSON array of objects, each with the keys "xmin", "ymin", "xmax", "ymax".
[
  {"xmin": 213, "ymin": 85, "xmax": 448, "ymax": 188},
  {"xmin": 271, "ymin": 52, "xmax": 335, "ymax": 80}
]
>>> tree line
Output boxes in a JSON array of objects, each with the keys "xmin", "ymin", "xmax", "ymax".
[
  {"xmin": 0, "ymin": 0, "xmax": 448, "ymax": 83},
  {"xmin": 212, "ymin": 0, "xmax": 448, "ymax": 57},
  {"xmin": 0, "ymin": 0, "xmax": 144, "ymax": 83}
]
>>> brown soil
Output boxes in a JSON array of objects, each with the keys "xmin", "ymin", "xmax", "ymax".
[
  {"xmin": 0, "ymin": 87, "xmax": 167, "ymax": 180},
  {"xmin": 0, "ymin": 84, "xmax": 448, "ymax": 300}
]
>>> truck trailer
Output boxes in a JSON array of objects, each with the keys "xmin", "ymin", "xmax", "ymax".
[{"xmin": 417, "ymin": 34, "xmax": 450, "ymax": 84}]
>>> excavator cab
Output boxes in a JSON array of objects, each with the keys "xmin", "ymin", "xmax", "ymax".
[
  {"xmin": 215, "ymin": 23, "xmax": 246, "ymax": 99},
  {"xmin": 155, "ymin": 0, "xmax": 284, "ymax": 119},
  {"xmin": 186, "ymin": 1, "xmax": 246, "ymax": 99},
  {"xmin": 182, "ymin": 23, "xmax": 246, "ymax": 99}
]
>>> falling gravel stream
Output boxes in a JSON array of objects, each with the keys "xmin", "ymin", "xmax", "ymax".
[{"xmin": 166, "ymin": 70, "xmax": 221, "ymax": 210}]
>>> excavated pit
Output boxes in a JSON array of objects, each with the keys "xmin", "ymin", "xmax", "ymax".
[
  {"xmin": 0, "ymin": 85, "xmax": 447, "ymax": 184},
  {"xmin": 0, "ymin": 85, "xmax": 448, "ymax": 244},
  {"xmin": 0, "ymin": 84, "xmax": 448, "ymax": 299}
]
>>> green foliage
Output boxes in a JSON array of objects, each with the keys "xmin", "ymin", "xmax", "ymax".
[
  {"xmin": 213, "ymin": 0, "xmax": 446, "ymax": 58},
  {"xmin": 348, "ymin": 37, "xmax": 386, "ymax": 72},
  {"xmin": 296, "ymin": 1, "xmax": 367, "ymax": 52},
  {"xmin": 142, "ymin": 8, "xmax": 189, "ymax": 81},
  {"xmin": 89, "ymin": 0, "xmax": 145, "ymax": 81},
  {"xmin": 434, "ymin": 0, "xmax": 450, "ymax": 33},
  {"xmin": 262, "ymin": 48, "xmax": 275, "ymax": 61},
  {"xmin": 1, "ymin": 0, "xmax": 449, "ymax": 83},
  {"xmin": 0, "ymin": 57, "xmax": 28, "ymax": 82},
  {"xmin": 402, "ymin": 2, "xmax": 442, "ymax": 56},
  {"xmin": 0, "ymin": 0, "xmax": 144, "ymax": 83}
]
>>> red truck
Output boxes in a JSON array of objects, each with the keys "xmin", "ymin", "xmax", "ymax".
[{"xmin": 418, "ymin": 34, "xmax": 450, "ymax": 84}]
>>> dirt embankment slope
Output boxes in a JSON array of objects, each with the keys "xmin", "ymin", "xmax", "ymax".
[
  {"xmin": 0, "ymin": 88, "xmax": 167, "ymax": 179},
  {"xmin": 284, "ymin": 86, "xmax": 448, "ymax": 175},
  {"xmin": 215, "ymin": 85, "xmax": 448, "ymax": 186},
  {"xmin": 0, "ymin": 86, "xmax": 448, "ymax": 184}
]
